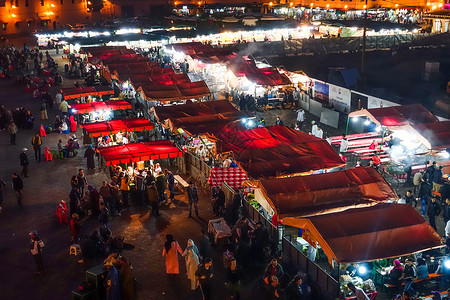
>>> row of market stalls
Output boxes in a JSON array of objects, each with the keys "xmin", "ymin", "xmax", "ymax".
[
  {"xmin": 81, "ymin": 46, "xmax": 211, "ymax": 105},
  {"xmin": 165, "ymin": 42, "xmax": 294, "ymax": 98}
]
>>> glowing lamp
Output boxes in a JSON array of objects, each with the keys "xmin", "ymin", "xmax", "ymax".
[
  {"xmin": 364, "ymin": 120, "xmax": 370, "ymax": 126},
  {"xmin": 352, "ymin": 117, "xmax": 358, "ymax": 123},
  {"xmin": 357, "ymin": 266, "xmax": 367, "ymax": 275},
  {"xmin": 445, "ymin": 259, "xmax": 450, "ymax": 269}
]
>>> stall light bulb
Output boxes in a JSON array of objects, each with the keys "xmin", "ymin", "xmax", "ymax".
[
  {"xmin": 71, "ymin": 109, "xmax": 77, "ymax": 113},
  {"xmin": 358, "ymin": 266, "xmax": 367, "ymax": 275},
  {"xmin": 443, "ymin": 151, "xmax": 450, "ymax": 159},
  {"xmin": 241, "ymin": 119, "xmax": 247, "ymax": 124},
  {"xmin": 352, "ymin": 117, "xmax": 358, "ymax": 123},
  {"xmin": 364, "ymin": 120, "xmax": 370, "ymax": 126},
  {"xmin": 247, "ymin": 120, "xmax": 255, "ymax": 127},
  {"xmin": 375, "ymin": 126, "xmax": 382, "ymax": 132}
]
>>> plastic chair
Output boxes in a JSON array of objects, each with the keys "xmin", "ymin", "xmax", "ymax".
[{"xmin": 69, "ymin": 244, "xmax": 81, "ymax": 256}]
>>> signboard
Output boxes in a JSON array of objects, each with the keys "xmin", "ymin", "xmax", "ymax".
[
  {"xmin": 329, "ymin": 84, "xmax": 351, "ymax": 113},
  {"xmin": 302, "ymin": 229, "xmax": 317, "ymax": 248},
  {"xmin": 314, "ymin": 81, "xmax": 329, "ymax": 103}
]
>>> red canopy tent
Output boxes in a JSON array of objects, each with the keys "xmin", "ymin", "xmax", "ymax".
[
  {"xmin": 283, "ymin": 203, "xmax": 443, "ymax": 264},
  {"xmin": 212, "ymin": 126, "xmax": 344, "ymax": 178},
  {"xmin": 243, "ymin": 166, "xmax": 397, "ymax": 218},
  {"xmin": 80, "ymin": 118, "xmax": 154, "ymax": 137},
  {"xmin": 349, "ymin": 104, "xmax": 438, "ymax": 127},
  {"xmin": 98, "ymin": 140, "xmax": 183, "ymax": 166},
  {"xmin": 70, "ymin": 100, "xmax": 131, "ymax": 114},
  {"xmin": 412, "ymin": 121, "xmax": 450, "ymax": 149},
  {"xmin": 61, "ymin": 86, "xmax": 114, "ymax": 100}
]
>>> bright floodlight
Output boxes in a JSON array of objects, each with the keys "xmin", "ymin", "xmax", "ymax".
[
  {"xmin": 71, "ymin": 109, "xmax": 77, "ymax": 113},
  {"xmin": 445, "ymin": 259, "xmax": 450, "ymax": 269},
  {"xmin": 247, "ymin": 120, "xmax": 255, "ymax": 127},
  {"xmin": 364, "ymin": 120, "xmax": 370, "ymax": 126},
  {"xmin": 358, "ymin": 266, "xmax": 367, "ymax": 275},
  {"xmin": 443, "ymin": 151, "xmax": 450, "ymax": 159},
  {"xmin": 375, "ymin": 126, "xmax": 382, "ymax": 132},
  {"xmin": 352, "ymin": 117, "xmax": 358, "ymax": 123},
  {"xmin": 241, "ymin": 119, "xmax": 247, "ymax": 124}
]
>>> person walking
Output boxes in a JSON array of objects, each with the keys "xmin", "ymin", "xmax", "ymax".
[
  {"xmin": 31, "ymin": 132, "xmax": 42, "ymax": 162},
  {"xmin": 187, "ymin": 181, "xmax": 199, "ymax": 218},
  {"xmin": 70, "ymin": 213, "xmax": 80, "ymax": 242},
  {"xmin": 165, "ymin": 169, "xmax": 175, "ymax": 204},
  {"xmin": 427, "ymin": 197, "xmax": 441, "ymax": 231},
  {"xmin": 98, "ymin": 202, "xmax": 109, "ymax": 227},
  {"xmin": 12, "ymin": 173, "xmax": 23, "ymax": 208},
  {"xmin": 155, "ymin": 171, "xmax": 167, "ymax": 204},
  {"xmin": 413, "ymin": 170, "xmax": 424, "ymax": 197},
  {"xmin": 29, "ymin": 230, "xmax": 45, "ymax": 275},
  {"xmin": 199, "ymin": 230, "xmax": 211, "ymax": 262},
  {"xmin": 77, "ymin": 169, "xmax": 88, "ymax": 196},
  {"xmin": 40, "ymin": 100, "xmax": 48, "ymax": 120},
  {"xmin": 225, "ymin": 258, "xmax": 244, "ymax": 300},
  {"xmin": 340, "ymin": 136, "xmax": 349, "ymax": 153},
  {"xmin": 105, "ymin": 260, "xmax": 121, "ymax": 300},
  {"xmin": 119, "ymin": 172, "xmax": 130, "ymax": 208},
  {"xmin": 195, "ymin": 258, "xmax": 214, "ymax": 300},
  {"xmin": 134, "ymin": 170, "xmax": 146, "ymax": 206},
  {"xmin": 419, "ymin": 179, "xmax": 431, "ymax": 217},
  {"xmin": 8, "ymin": 121, "xmax": 18, "ymax": 145},
  {"xmin": 162, "ymin": 234, "xmax": 183, "ymax": 275},
  {"xmin": 182, "ymin": 239, "xmax": 200, "ymax": 290},
  {"xmin": 84, "ymin": 145, "xmax": 96, "ymax": 169},
  {"xmin": 19, "ymin": 148, "xmax": 29, "ymax": 177},
  {"xmin": 60, "ymin": 99, "xmax": 69, "ymax": 117},
  {"xmin": 147, "ymin": 181, "xmax": 160, "ymax": 215},
  {"xmin": 295, "ymin": 108, "xmax": 304, "ymax": 127}
]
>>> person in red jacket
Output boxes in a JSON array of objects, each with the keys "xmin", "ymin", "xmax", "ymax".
[
  {"xmin": 372, "ymin": 154, "xmax": 381, "ymax": 167},
  {"xmin": 69, "ymin": 115, "xmax": 77, "ymax": 132}
]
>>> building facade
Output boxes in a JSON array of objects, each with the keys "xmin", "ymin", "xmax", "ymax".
[{"xmin": 0, "ymin": 0, "xmax": 90, "ymax": 35}]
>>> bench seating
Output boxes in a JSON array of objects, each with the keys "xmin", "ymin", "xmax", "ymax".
[{"xmin": 384, "ymin": 273, "xmax": 442, "ymax": 288}]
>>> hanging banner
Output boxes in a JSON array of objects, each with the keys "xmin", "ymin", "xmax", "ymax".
[
  {"xmin": 329, "ymin": 84, "xmax": 351, "ymax": 113},
  {"xmin": 302, "ymin": 229, "xmax": 317, "ymax": 248},
  {"xmin": 314, "ymin": 80, "xmax": 329, "ymax": 103}
]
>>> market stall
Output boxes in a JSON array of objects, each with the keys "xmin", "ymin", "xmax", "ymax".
[
  {"xmin": 282, "ymin": 204, "xmax": 443, "ymax": 299},
  {"xmin": 242, "ymin": 166, "xmax": 397, "ymax": 218},
  {"xmin": 69, "ymin": 100, "xmax": 132, "ymax": 123},
  {"xmin": 212, "ymin": 125, "xmax": 345, "ymax": 179},
  {"xmin": 80, "ymin": 118, "xmax": 154, "ymax": 145},
  {"xmin": 98, "ymin": 140, "xmax": 183, "ymax": 166},
  {"xmin": 60, "ymin": 86, "xmax": 115, "ymax": 103}
]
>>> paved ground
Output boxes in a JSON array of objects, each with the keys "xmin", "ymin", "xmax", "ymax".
[{"xmin": 0, "ymin": 38, "xmax": 448, "ymax": 300}]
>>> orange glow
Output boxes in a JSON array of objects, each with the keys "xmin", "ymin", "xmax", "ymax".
[
  {"xmin": 363, "ymin": 4, "xmax": 366, "ymax": 8},
  {"xmin": 395, "ymin": 3, "xmax": 398, "ymax": 7},
  {"xmin": 197, "ymin": 1, "xmax": 201, "ymax": 5},
  {"xmin": 12, "ymin": 5, "xmax": 16, "ymax": 8},
  {"xmin": 174, "ymin": 1, "xmax": 177, "ymax": 5},
  {"xmin": 344, "ymin": 4, "xmax": 348, "ymax": 8},
  {"xmin": 269, "ymin": 2, "xmax": 273, "ymax": 5},
  {"xmin": 290, "ymin": 2, "xmax": 293, "ymax": 6},
  {"xmin": 326, "ymin": 4, "xmax": 329, "ymax": 8},
  {"xmin": 11, "ymin": 13, "xmax": 16, "ymax": 17},
  {"xmin": 51, "ymin": 3, "xmax": 55, "ymax": 7},
  {"xmin": 88, "ymin": 1, "xmax": 92, "ymax": 4},
  {"xmin": 310, "ymin": 2, "xmax": 313, "ymax": 7}
]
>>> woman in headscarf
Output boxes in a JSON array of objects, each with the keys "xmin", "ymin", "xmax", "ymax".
[
  {"xmin": 69, "ymin": 114, "xmax": 77, "ymax": 132},
  {"xmin": 182, "ymin": 239, "xmax": 200, "ymax": 290},
  {"xmin": 84, "ymin": 144, "xmax": 96, "ymax": 169},
  {"xmin": 162, "ymin": 234, "xmax": 183, "ymax": 274},
  {"xmin": 388, "ymin": 259, "xmax": 404, "ymax": 286}
]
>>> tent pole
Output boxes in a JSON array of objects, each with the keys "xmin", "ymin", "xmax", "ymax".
[{"xmin": 345, "ymin": 115, "xmax": 350, "ymax": 135}]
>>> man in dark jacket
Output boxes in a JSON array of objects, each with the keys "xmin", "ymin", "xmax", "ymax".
[
  {"xmin": 195, "ymin": 258, "xmax": 214, "ymax": 300},
  {"xmin": 164, "ymin": 169, "xmax": 175, "ymax": 203},
  {"xmin": 12, "ymin": 173, "xmax": 23, "ymax": 208},
  {"xmin": 427, "ymin": 197, "xmax": 441, "ymax": 230},
  {"xmin": 155, "ymin": 171, "xmax": 166, "ymax": 203},
  {"xmin": 444, "ymin": 198, "xmax": 450, "ymax": 226},
  {"xmin": 19, "ymin": 147, "xmax": 29, "ymax": 177},
  {"xmin": 69, "ymin": 187, "xmax": 81, "ymax": 217},
  {"xmin": 198, "ymin": 230, "xmax": 211, "ymax": 262},
  {"xmin": 187, "ymin": 181, "xmax": 199, "ymax": 218}
]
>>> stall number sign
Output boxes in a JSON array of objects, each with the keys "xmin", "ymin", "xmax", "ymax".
[{"xmin": 302, "ymin": 229, "xmax": 317, "ymax": 248}]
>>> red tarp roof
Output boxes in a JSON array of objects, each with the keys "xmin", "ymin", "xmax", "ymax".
[
  {"xmin": 213, "ymin": 126, "xmax": 344, "ymax": 178},
  {"xmin": 243, "ymin": 166, "xmax": 397, "ymax": 218},
  {"xmin": 365, "ymin": 104, "xmax": 438, "ymax": 127},
  {"xmin": 61, "ymin": 86, "xmax": 114, "ymax": 100},
  {"xmin": 98, "ymin": 140, "xmax": 183, "ymax": 166},
  {"xmin": 283, "ymin": 203, "xmax": 443, "ymax": 264},
  {"xmin": 81, "ymin": 118, "xmax": 154, "ymax": 137},
  {"xmin": 228, "ymin": 57, "xmax": 291, "ymax": 86},
  {"xmin": 152, "ymin": 100, "xmax": 252, "ymax": 136},
  {"xmin": 70, "ymin": 100, "xmax": 131, "ymax": 114},
  {"xmin": 138, "ymin": 81, "xmax": 210, "ymax": 101},
  {"xmin": 166, "ymin": 42, "xmax": 217, "ymax": 55},
  {"xmin": 153, "ymin": 100, "xmax": 240, "ymax": 121},
  {"xmin": 413, "ymin": 121, "xmax": 450, "ymax": 149}
]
